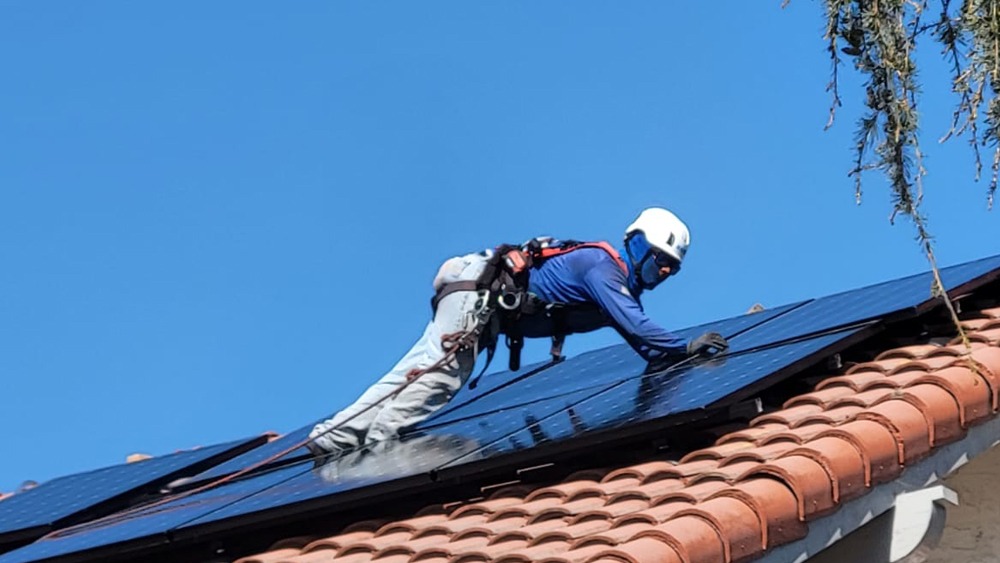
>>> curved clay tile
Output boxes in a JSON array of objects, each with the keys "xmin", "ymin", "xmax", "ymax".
[
  {"xmin": 526, "ymin": 480, "xmax": 600, "ymax": 501},
  {"xmin": 911, "ymin": 366, "xmax": 993, "ymax": 427},
  {"xmin": 881, "ymin": 372, "xmax": 929, "ymax": 388},
  {"xmin": 538, "ymin": 544, "xmax": 611, "ymax": 563},
  {"xmin": 300, "ymin": 530, "xmax": 376, "ymax": 553},
  {"xmin": 874, "ymin": 344, "xmax": 941, "ymax": 361},
  {"xmin": 596, "ymin": 476, "xmax": 645, "ymax": 495},
  {"xmin": 815, "ymin": 371, "xmax": 887, "ymax": 391},
  {"xmin": 855, "ymin": 400, "xmax": 932, "ymax": 464},
  {"xmin": 785, "ymin": 436, "xmax": 867, "ymax": 503},
  {"xmin": 603, "ymin": 461, "xmax": 677, "ymax": 483},
  {"xmin": 402, "ymin": 531, "xmax": 460, "ymax": 553},
  {"xmin": 844, "ymin": 360, "xmax": 892, "ymax": 374},
  {"xmin": 590, "ymin": 498, "xmax": 651, "ymax": 520},
  {"xmin": 714, "ymin": 423, "xmax": 789, "ymax": 446},
  {"xmin": 782, "ymin": 386, "xmax": 856, "ymax": 409},
  {"xmin": 637, "ymin": 515, "xmax": 726, "ymax": 563},
  {"xmin": 679, "ymin": 440, "xmax": 756, "ymax": 463},
  {"xmin": 673, "ymin": 496, "xmax": 766, "ymax": 563},
  {"xmin": 631, "ymin": 479, "xmax": 684, "ymax": 499},
  {"xmin": 720, "ymin": 441, "xmax": 797, "ymax": 465},
  {"xmin": 756, "ymin": 423, "xmax": 833, "ymax": 447},
  {"xmin": 335, "ymin": 530, "xmax": 412, "ymax": 557},
  {"xmin": 652, "ymin": 481, "xmax": 729, "ymax": 505},
  {"xmin": 493, "ymin": 540, "xmax": 576, "ymax": 563},
  {"xmin": 531, "ymin": 496, "xmax": 609, "ymax": 520},
  {"xmin": 371, "ymin": 545, "xmax": 417, "ymax": 561},
  {"xmin": 970, "ymin": 327, "xmax": 1000, "ymax": 345},
  {"xmin": 641, "ymin": 460, "xmax": 720, "ymax": 483},
  {"xmin": 889, "ymin": 356, "xmax": 958, "ymax": 374},
  {"xmin": 534, "ymin": 517, "xmax": 614, "ymax": 543},
  {"xmin": 686, "ymin": 460, "xmax": 761, "ymax": 485},
  {"xmin": 588, "ymin": 537, "xmax": 685, "ymax": 563},
  {"xmin": 418, "ymin": 514, "xmax": 490, "ymax": 536},
  {"xmin": 959, "ymin": 317, "xmax": 998, "ymax": 331},
  {"xmin": 571, "ymin": 522, "xmax": 652, "ymax": 550},
  {"xmin": 741, "ymin": 455, "xmax": 835, "ymax": 520},
  {"xmin": 818, "ymin": 420, "xmax": 902, "ymax": 485},
  {"xmin": 626, "ymin": 501, "xmax": 693, "ymax": 524},
  {"xmin": 827, "ymin": 390, "xmax": 894, "ymax": 409},
  {"xmin": 900, "ymin": 384, "xmax": 966, "ymax": 446},
  {"xmin": 794, "ymin": 405, "xmax": 865, "ymax": 426},
  {"xmin": 299, "ymin": 550, "xmax": 370, "ymax": 563},
  {"xmin": 713, "ymin": 478, "xmax": 806, "ymax": 548},
  {"xmin": 750, "ymin": 404, "xmax": 824, "ymax": 427}
]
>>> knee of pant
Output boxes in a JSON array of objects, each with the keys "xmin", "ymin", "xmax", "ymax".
[{"xmin": 365, "ymin": 415, "xmax": 400, "ymax": 444}]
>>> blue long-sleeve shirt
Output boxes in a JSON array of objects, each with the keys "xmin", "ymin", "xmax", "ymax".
[{"xmin": 519, "ymin": 246, "xmax": 688, "ymax": 361}]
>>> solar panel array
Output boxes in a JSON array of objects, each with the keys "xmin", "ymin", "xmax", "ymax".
[
  {"xmin": 2, "ymin": 253, "xmax": 999, "ymax": 563},
  {"xmin": 0, "ymin": 436, "xmax": 264, "ymax": 549}
]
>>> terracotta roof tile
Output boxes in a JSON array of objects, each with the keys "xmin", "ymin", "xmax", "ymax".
[
  {"xmin": 900, "ymin": 383, "xmax": 966, "ymax": 446},
  {"xmin": 855, "ymin": 399, "xmax": 933, "ymax": 463},
  {"xmin": 874, "ymin": 344, "xmax": 941, "ymax": 360},
  {"xmin": 713, "ymin": 423, "xmax": 790, "ymax": 445},
  {"xmin": 233, "ymin": 307, "xmax": 1000, "ymax": 563},
  {"xmin": 814, "ymin": 371, "xmax": 887, "ymax": 391},
  {"xmin": 638, "ymin": 515, "xmax": 726, "ymax": 563},
  {"xmin": 749, "ymin": 404, "xmax": 823, "ymax": 427},
  {"xmin": 742, "ymin": 455, "xmax": 835, "ymax": 519},
  {"xmin": 588, "ymin": 537, "xmax": 684, "ymax": 563},
  {"xmin": 713, "ymin": 478, "xmax": 806, "ymax": 548}
]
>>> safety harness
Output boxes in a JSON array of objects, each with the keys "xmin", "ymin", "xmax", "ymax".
[{"xmin": 431, "ymin": 238, "xmax": 628, "ymax": 385}]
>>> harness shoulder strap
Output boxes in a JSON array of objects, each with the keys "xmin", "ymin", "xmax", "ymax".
[{"xmin": 535, "ymin": 240, "xmax": 628, "ymax": 274}]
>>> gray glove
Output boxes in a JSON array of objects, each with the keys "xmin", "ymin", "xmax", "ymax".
[{"xmin": 687, "ymin": 332, "xmax": 729, "ymax": 356}]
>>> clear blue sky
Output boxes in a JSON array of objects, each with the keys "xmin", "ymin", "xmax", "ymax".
[{"xmin": 1, "ymin": 2, "xmax": 998, "ymax": 492}]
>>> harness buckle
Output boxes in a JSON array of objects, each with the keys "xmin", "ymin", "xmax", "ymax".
[{"xmin": 498, "ymin": 292, "xmax": 521, "ymax": 311}]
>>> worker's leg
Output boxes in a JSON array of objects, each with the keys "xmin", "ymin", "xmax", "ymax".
[
  {"xmin": 309, "ymin": 251, "xmax": 489, "ymax": 454},
  {"xmin": 365, "ymin": 255, "xmax": 488, "ymax": 443},
  {"xmin": 308, "ymin": 323, "xmax": 437, "ymax": 454}
]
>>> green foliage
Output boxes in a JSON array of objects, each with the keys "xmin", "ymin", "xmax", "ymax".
[{"xmin": 820, "ymin": 0, "xmax": 1000, "ymax": 214}]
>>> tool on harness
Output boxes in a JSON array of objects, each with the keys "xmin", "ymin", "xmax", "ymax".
[{"xmin": 432, "ymin": 239, "xmax": 628, "ymax": 384}]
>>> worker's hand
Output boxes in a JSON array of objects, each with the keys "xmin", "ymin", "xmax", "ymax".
[{"xmin": 687, "ymin": 332, "xmax": 729, "ymax": 357}]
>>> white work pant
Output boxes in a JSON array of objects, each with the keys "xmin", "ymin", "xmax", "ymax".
[{"xmin": 309, "ymin": 252, "xmax": 489, "ymax": 454}]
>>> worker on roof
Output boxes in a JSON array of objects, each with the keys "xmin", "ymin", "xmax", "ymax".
[{"xmin": 308, "ymin": 207, "xmax": 728, "ymax": 457}]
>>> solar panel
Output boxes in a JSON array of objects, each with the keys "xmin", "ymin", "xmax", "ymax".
[
  {"xmin": 420, "ymin": 301, "xmax": 805, "ymax": 429},
  {"xmin": 732, "ymin": 253, "xmax": 1000, "ymax": 350},
  {"xmin": 0, "ymin": 463, "xmax": 307, "ymax": 563},
  {"xmin": 191, "ymin": 423, "xmax": 315, "ymax": 483},
  {"xmin": 435, "ymin": 326, "xmax": 865, "ymax": 469},
  {"xmin": 0, "ymin": 436, "xmax": 265, "ymax": 548}
]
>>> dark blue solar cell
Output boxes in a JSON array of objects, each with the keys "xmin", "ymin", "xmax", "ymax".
[
  {"xmin": 0, "ymin": 437, "xmax": 263, "ymax": 544},
  {"xmin": 437, "ymin": 326, "xmax": 862, "ymax": 469},
  {"xmin": 733, "ymin": 254, "xmax": 1000, "ymax": 350},
  {"xmin": 192, "ymin": 422, "xmax": 316, "ymax": 483},
  {"xmin": 0, "ymin": 464, "xmax": 307, "ymax": 563}
]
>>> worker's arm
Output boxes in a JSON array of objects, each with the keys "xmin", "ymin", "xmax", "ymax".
[{"xmin": 580, "ymin": 257, "xmax": 688, "ymax": 362}]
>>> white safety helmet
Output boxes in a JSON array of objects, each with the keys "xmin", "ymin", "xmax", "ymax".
[{"xmin": 624, "ymin": 207, "xmax": 691, "ymax": 289}]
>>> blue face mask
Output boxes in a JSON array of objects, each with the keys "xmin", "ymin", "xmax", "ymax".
[{"xmin": 626, "ymin": 233, "xmax": 678, "ymax": 290}]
